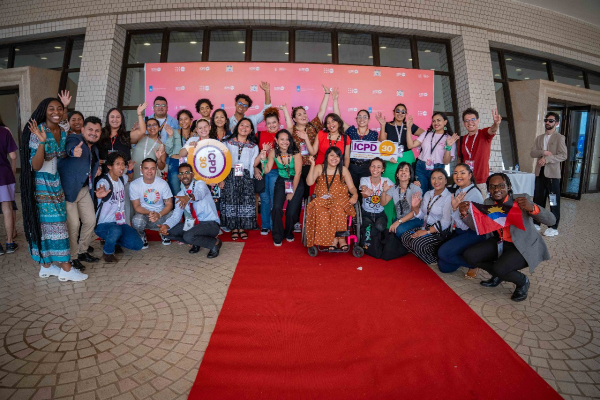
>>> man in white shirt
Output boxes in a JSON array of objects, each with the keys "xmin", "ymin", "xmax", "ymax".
[
  {"xmin": 130, "ymin": 158, "xmax": 174, "ymax": 248},
  {"xmin": 228, "ymin": 82, "xmax": 272, "ymax": 130},
  {"xmin": 149, "ymin": 96, "xmax": 180, "ymax": 143},
  {"xmin": 94, "ymin": 152, "xmax": 144, "ymax": 262},
  {"xmin": 158, "ymin": 163, "xmax": 222, "ymax": 258},
  {"xmin": 359, "ymin": 158, "xmax": 393, "ymax": 246}
]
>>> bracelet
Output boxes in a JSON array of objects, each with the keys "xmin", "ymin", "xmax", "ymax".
[
  {"xmin": 127, "ymin": 169, "xmax": 134, "ymax": 174},
  {"xmin": 444, "ymin": 145, "xmax": 452, "ymax": 151},
  {"xmin": 325, "ymin": 92, "xmax": 330, "ymax": 94},
  {"xmin": 38, "ymin": 142, "xmax": 46, "ymax": 145}
]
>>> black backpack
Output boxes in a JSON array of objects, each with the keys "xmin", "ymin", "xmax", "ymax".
[{"xmin": 94, "ymin": 174, "xmax": 125, "ymax": 224}]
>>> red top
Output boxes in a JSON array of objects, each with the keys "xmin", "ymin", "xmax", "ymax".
[
  {"xmin": 458, "ymin": 127, "xmax": 495, "ymax": 184},
  {"xmin": 315, "ymin": 131, "xmax": 351, "ymax": 165},
  {"xmin": 257, "ymin": 130, "xmax": 276, "ymax": 151}
]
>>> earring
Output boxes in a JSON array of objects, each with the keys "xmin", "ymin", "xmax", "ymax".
[{"xmin": 444, "ymin": 126, "xmax": 447, "ymax": 131}]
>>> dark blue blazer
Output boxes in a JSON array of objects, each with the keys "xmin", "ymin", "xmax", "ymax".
[{"xmin": 58, "ymin": 134, "xmax": 100, "ymax": 203}]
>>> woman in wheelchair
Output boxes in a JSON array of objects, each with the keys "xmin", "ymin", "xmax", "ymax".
[
  {"xmin": 305, "ymin": 146, "xmax": 359, "ymax": 251},
  {"xmin": 400, "ymin": 168, "xmax": 453, "ymax": 265}
]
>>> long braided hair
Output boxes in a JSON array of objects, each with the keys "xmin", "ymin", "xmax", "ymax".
[{"xmin": 20, "ymin": 98, "xmax": 64, "ymax": 263}]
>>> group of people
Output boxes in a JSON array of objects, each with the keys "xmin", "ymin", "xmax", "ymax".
[{"xmin": 0, "ymin": 83, "xmax": 564, "ymax": 302}]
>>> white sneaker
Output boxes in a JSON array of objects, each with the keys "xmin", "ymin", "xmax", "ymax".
[
  {"xmin": 160, "ymin": 235, "xmax": 171, "ymax": 245},
  {"xmin": 274, "ymin": 242, "xmax": 282, "ymax": 247},
  {"xmin": 221, "ymin": 226, "xmax": 230, "ymax": 233},
  {"xmin": 286, "ymin": 237, "xmax": 295, "ymax": 242},
  {"xmin": 39, "ymin": 264, "xmax": 61, "ymax": 278},
  {"xmin": 294, "ymin": 223, "xmax": 302, "ymax": 233},
  {"xmin": 58, "ymin": 268, "xmax": 88, "ymax": 282},
  {"xmin": 544, "ymin": 228, "xmax": 559, "ymax": 237},
  {"xmin": 534, "ymin": 224, "xmax": 541, "ymax": 231}
]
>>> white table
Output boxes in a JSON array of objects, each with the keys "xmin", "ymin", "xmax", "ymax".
[{"xmin": 493, "ymin": 171, "xmax": 536, "ymax": 197}]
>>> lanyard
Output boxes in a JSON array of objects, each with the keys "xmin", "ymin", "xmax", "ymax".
[
  {"xmin": 464, "ymin": 131, "xmax": 478, "ymax": 160},
  {"xmin": 425, "ymin": 193, "xmax": 442, "ymax": 223},
  {"xmin": 110, "ymin": 135, "xmax": 117, "ymax": 150},
  {"xmin": 398, "ymin": 184, "xmax": 409, "ymax": 215},
  {"xmin": 357, "ymin": 127, "xmax": 369, "ymax": 139},
  {"xmin": 394, "ymin": 122, "xmax": 404, "ymax": 141},
  {"xmin": 369, "ymin": 177, "xmax": 382, "ymax": 196},
  {"xmin": 279, "ymin": 154, "xmax": 292, "ymax": 178},
  {"xmin": 157, "ymin": 119, "xmax": 167, "ymax": 133},
  {"xmin": 236, "ymin": 140, "xmax": 247, "ymax": 159},
  {"xmin": 143, "ymin": 137, "xmax": 158, "ymax": 159},
  {"xmin": 427, "ymin": 132, "xmax": 446, "ymax": 160},
  {"xmin": 185, "ymin": 181, "xmax": 198, "ymax": 223},
  {"xmin": 324, "ymin": 173, "xmax": 336, "ymax": 193}
]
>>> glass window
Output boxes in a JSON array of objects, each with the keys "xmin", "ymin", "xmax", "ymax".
[
  {"xmin": 417, "ymin": 41, "xmax": 448, "ymax": 72},
  {"xmin": 589, "ymin": 73, "xmax": 600, "ymax": 92},
  {"xmin": 0, "ymin": 47, "xmax": 8, "ymax": 70},
  {"xmin": 379, "ymin": 37, "xmax": 412, "ymax": 69},
  {"xmin": 68, "ymin": 36, "xmax": 85, "ymax": 69},
  {"xmin": 504, "ymin": 53, "xmax": 548, "ymax": 81},
  {"xmin": 494, "ymin": 82, "xmax": 507, "ymax": 117},
  {"xmin": 127, "ymin": 33, "xmax": 163, "ymax": 65},
  {"xmin": 552, "ymin": 63, "xmax": 585, "ymax": 87},
  {"xmin": 252, "ymin": 30, "xmax": 289, "ymax": 62},
  {"xmin": 65, "ymin": 72, "xmax": 79, "ymax": 109},
  {"xmin": 338, "ymin": 33, "xmax": 373, "ymax": 65},
  {"xmin": 490, "ymin": 51, "xmax": 502, "ymax": 79},
  {"xmin": 14, "ymin": 38, "xmax": 67, "ymax": 69},
  {"xmin": 433, "ymin": 75, "xmax": 453, "ymax": 112},
  {"xmin": 168, "ymin": 31, "xmax": 204, "ymax": 62},
  {"xmin": 499, "ymin": 120, "xmax": 514, "ymax": 169},
  {"xmin": 122, "ymin": 68, "xmax": 145, "ymax": 106},
  {"xmin": 209, "ymin": 30, "xmax": 246, "ymax": 62},
  {"xmin": 295, "ymin": 30, "xmax": 332, "ymax": 63}
]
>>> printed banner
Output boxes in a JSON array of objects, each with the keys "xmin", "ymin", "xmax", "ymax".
[
  {"xmin": 350, "ymin": 140, "xmax": 405, "ymax": 161},
  {"xmin": 144, "ymin": 62, "xmax": 434, "ymax": 133}
]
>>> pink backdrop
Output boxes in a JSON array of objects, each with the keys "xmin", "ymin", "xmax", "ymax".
[{"xmin": 145, "ymin": 62, "xmax": 434, "ymax": 132}]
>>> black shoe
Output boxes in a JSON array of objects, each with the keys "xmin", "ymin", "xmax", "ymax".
[
  {"xmin": 207, "ymin": 238, "xmax": 222, "ymax": 259},
  {"xmin": 78, "ymin": 252, "xmax": 100, "ymax": 263},
  {"xmin": 6, "ymin": 243, "xmax": 18, "ymax": 254},
  {"xmin": 0, "ymin": 244, "xmax": 4, "ymax": 256},
  {"xmin": 87, "ymin": 245, "xmax": 94, "ymax": 253},
  {"xmin": 70, "ymin": 259, "xmax": 86, "ymax": 271},
  {"xmin": 511, "ymin": 277, "xmax": 530, "ymax": 302},
  {"xmin": 100, "ymin": 239, "xmax": 106, "ymax": 246},
  {"xmin": 189, "ymin": 245, "xmax": 200, "ymax": 254},
  {"xmin": 103, "ymin": 253, "xmax": 118, "ymax": 263},
  {"xmin": 114, "ymin": 245, "xmax": 123, "ymax": 254},
  {"xmin": 480, "ymin": 276, "xmax": 503, "ymax": 287}
]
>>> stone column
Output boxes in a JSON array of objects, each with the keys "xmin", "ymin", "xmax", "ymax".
[
  {"xmin": 76, "ymin": 15, "xmax": 126, "ymax": 119},
  {"xmin": 451, "ymin": 27, "xmax": 504, "ymax": 170}
]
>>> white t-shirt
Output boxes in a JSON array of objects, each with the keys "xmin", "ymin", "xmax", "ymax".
[
  {"xmin": 96, "ymin": 175, "xmax": 125, "ymax": 224},
  {"xmin": 359, "ymin": 176, "xmax": 393, "ymax": 214},
  {"xmin": 129, "ymin": 176, "xmax": 173, "ymax": 213}
]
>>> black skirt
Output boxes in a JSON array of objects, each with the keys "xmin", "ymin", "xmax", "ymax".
[{"xmin": 220, "ymin": 169, "xmax": 258, "ymax": 230}]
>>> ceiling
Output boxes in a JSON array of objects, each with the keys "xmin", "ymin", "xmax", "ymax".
[{"xmin": 517, "ymin": 0, "xmax": 600, "ymax": 27}]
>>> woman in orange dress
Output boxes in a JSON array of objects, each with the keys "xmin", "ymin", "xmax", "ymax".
[{"xmin": 305, "ymin": 147, "xmax": 358, "ymax": 250}]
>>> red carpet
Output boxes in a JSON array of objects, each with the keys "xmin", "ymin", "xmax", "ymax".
[{"xmin": 186, "ymin": 235, "xmax": 559, "ymax": 399}]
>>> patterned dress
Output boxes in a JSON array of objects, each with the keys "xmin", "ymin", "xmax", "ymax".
[
  {"xmin": 29, "ymin": 124, "xmax": 70, "ymax": 264},
  {"xmin": 306, "ymin": 174, "xmax": 356, "ymax": 247}
]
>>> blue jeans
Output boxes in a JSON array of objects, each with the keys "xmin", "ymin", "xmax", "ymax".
[
  {"xmin": 415, "ymin": 159, "xmax": 445, "ymax": 192},
  {"xmin": 437, "ymin": 228, "xmax": 486, "ymax": 273},
  {"xmin": 394, "ymin": 218, "xmax": 423, "ymax": 238},
  {"xmin": 167, "ymin": 157, "xmax": 182, "ymax": 197},
  {"xmin": 259, "ymin": 169, "xmax": 278, "ymax": 230},
  {"xmin": 95, "ymin": 222, "xmax": 144, "ymax": 255}
]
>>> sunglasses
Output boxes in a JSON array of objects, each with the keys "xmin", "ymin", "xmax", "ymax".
[
  {"xmin": 237, "ymin": 102, "xmax": 249, "ymax": 108},
  {"xmin": 464, "ymin": 118, "xmax": 477, "ymax": 123},
  {"xmin": 543, "ymin": 119, "xmax": 556, "ymax": 123},
  {"xmin": 178, "ymin": 171, "xmax": 193, "ymax": 176},
  {"xmin": 395, "ymin": 109, "xmax": 406, "ymax": 114}
]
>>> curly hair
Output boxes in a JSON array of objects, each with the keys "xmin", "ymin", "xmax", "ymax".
[
  {"xmin": 235, "ymin": 94, "xmax": 253, "ymax": 108},
  {"xmin": 486, "ymin": 173, "xmax": 513, "ymax": 196},
  {"xmin": 263, "ymin": 106, "xmax": 280, "ymax": 122}
]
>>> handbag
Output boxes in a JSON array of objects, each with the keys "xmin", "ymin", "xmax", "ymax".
[{"xmin": 380, "ymin": 231, "xmax": 409, "ymax": 261}]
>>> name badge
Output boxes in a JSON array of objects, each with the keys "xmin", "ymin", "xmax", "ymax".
[
  {"xmin": 108, "ymin": 149, "xmax": 118, "ymax": 154},
  {"xmin": 183, "ymin": 218, "xmax": 195, "ymax": 231},
  {"xmin": 211, "ymin": 185, "xmax": 221, "ymax": 198},
  {"xmin": 497, "ymin": 240, "xmax": 504, "ymax": 257},
  {"xmin": 549, "ymin": 193, "xmax": 557, "ymax": 206},
  {"xmin": 285, "ymin": 180, "xmax": 294, "ymax": 194},
  {"xmin": 300, "ymin": 142, "xmax": 309, "ymax": 156},
  {"xmin": 397, "ymin": 145, "xmax": 404, "ymax": 158},
  {"xmin": 426, "ymin": 158, "xmax": 434, "ymax": 171},
  {"xmin": 234, "ymin": 164, "xmax": 244, "ymax": 177},
  {"xmin": 466, "ymin": 160, "xmax": 475, "ymax": 170},
  {"xmin": 115, "ymin": 211, "xmax": 125, "ymax": 225}
]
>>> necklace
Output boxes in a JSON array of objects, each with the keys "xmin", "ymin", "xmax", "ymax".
[{"xmin": 369, "ymin": 177, "xmax": 382, "ymax": 204}]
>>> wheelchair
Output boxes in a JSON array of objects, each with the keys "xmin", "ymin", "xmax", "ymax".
[{"xmin": 301, "ymin": 195, "xmax": 364, "ymax": 258}]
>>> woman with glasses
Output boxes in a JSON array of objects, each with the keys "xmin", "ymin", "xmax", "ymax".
[
  {"xmin": 130, "ymin": 118, "xmax": 166, "ymax": 180},
  {"xmin": 461, "ymin": 173, "xmax": 556, "ymax": 302},
  {"xmin": 377, "ymin": 103, "xmax": 425, "ymax": 150},
  {"xmin": 406, "ymin": 112, "xmax": 460, "ymax": 192},
  {"xmin": 165, "ymin": 109, "xmax": 195, "ymax": 195}
]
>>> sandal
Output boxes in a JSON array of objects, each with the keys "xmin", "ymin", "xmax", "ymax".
[
  {"xmin": 231, "ymin": 230, "xmax": 239, "ymax": 241},
  {"xmin": 465, "ymin": 268, "xmax": 479, "ymax": 279},
  {"xmin": 327, "ymin": 246, "xmax": 337, "ymax": 251},
  {"xmin": 340, "ymin": 245, "xmax": 349, "ymax": 251},
  {"xmin": 239, "ymin": 230, "xmax": 248, "ymax": 240}
]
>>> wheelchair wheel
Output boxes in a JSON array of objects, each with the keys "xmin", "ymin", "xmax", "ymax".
[
  {"xmin": 308, "ymin": 246, "xmax": 318, "ymax": 257},
  {"xmin": 352, "ymin": 245, "xmax": 364, "ymax": 258},
  {"xmin": 301, "ymin": 197, "xmax": 311, "ymax": 247},
  {"xmin": 353, "ymin": 202, "xmax": 362, "ymax": 245}
]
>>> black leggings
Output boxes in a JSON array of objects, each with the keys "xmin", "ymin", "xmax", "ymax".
[
  {"xmin": 272, "ymin": 177, "xmax": 304, "ymax": 243},
  {"xmin": 463, "ymin": 237, "xmax": 528, "ymax": 286}
]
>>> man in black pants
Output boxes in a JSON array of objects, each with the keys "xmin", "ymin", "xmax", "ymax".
[{"xmin": 529, "ymin": 112, "xmax": 567, "ymax": 237}]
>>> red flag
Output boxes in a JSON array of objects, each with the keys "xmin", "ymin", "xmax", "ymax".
[{"xmin": 470, "ymin": 202, "xmax": 525, "ymax": 235}]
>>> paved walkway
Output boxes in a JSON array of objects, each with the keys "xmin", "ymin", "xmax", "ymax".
[{"xmin": 0, "ymin": 194, "xmax": 598, "ymax": 399}]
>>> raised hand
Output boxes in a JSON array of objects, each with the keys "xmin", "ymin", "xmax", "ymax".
[
  {"xmin": 411, "ymin": 193, "xmax": 422, "ymax": 209},
  {"xmin": 361, "ymin": 187, "xmax": 374, "ymax": 197},
  {"xmin": 58, "ymin": 90, "xmax": 72, "ymax": 109},
  {"xmin": 407, "ymin": 114, "xmax": 414, "ymax": 127},
  {"xmin": 73, "ymin": 141, "xmax": 84, "ymax": 157},
  {"xmin": 165, "ymin": 125, "xmax": 174, "ymax": 137},
  {"xmin": 309, "ymin": 156, "xmax": 315, "ymax": 167},
  {"xmin": 262, "ymin": 142, "xmax": 273, "ymax": 152},
  {"xmin": 382, "ymin": 181, "xmax": 392, "ymax": 192},
  {"xmin": 297, "ymin": 130, "xmax": 309, "ymax": 141},
  {"xmin": 127, "ymin": 160, "xmax": 135, "ymax": 172},
  {"xmin": 446, "ymin": 133, "xmax": 460, "ymax": 147},
  {"xmin": 515, "ymin": 196, "xmax": 535, "ymax": 213},
  {"xmin": 155, "ymin": 145, "xmax": 165, "ymax": 159},
  {"xmin": 492, "ymin": 109, "xmax": 502, "ymax": 125},
  {"xmin": 29, "ymin": 120, "xmax": 46, "ymax": 142},
  {"xmin": 332, "ymin": 87, "xmax": 339, "ymax": 101},
  {"xmin": 260, "ymin": 81, "xmax": 270, "ymax": 92},
  {"xmin": 451, "ymin": 192, "xmax": 466, "ymax": 211},
  {"xmin": 322, "ymin": 84, "xmax": 331, "ymax": 93},
  {"xmin": 95, "ymin": 185, "xmax": 111, "ymax": 199},
  {"xmin": 278, "ymin": 103, "xmax": 287, "ymax": 111},
  {"xmin": 375, "ymin": 112, "xmax": 386, "ymax": 125},
  {"xmin": 137, "ymin": 102, "xmax": 148, "ymax": 116}
]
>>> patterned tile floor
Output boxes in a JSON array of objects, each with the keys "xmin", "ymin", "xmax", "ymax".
[{"xmin": 0, "ymin": 194, "xmax": 598, "ymax": 399}]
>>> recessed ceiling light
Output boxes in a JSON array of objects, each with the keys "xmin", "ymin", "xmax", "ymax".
[
  {"xmin": 494, "ymin": 74, "xmax": 500, "ymax": 77},
  {"xmin": 190, "ymin": 41, "xmax": 197, "ymax": 44},
  {"xmin": 14, "ymin": 48, "xmax": 19, "ymax": 51},
  {"xmin": 368, "ymin": 56, "xmax": 373, "ymax": 58},
  {"xmin": 242, "ymin": 51, "xmax": 245, "ymax": 54},
  {"xmin": 380, "ymin": 46, "xmax": 387, "ymax": 49},
  {"xmin": 158, "ymin": 52, "xmax": 161, "ymax": 55},
  {"xmin": 78, "ymin": 55, "xmax": 82, "ymax": 58},
  {"xmin": 578, "ymin": 75, "xmax": 583, "ymax": 78},
  {"xmin": 238, "ymin": 41, "xmax": 245, "ymax": 44},
  {"xmin": 41, "ymin": 57, "xmax": 47, "ymax": 60},
  {"xmin": 542, "ymin": 62, "xmax": 546, "ymax": 65},
  {"xmin": 286, "ymin": 42, "xmax": 289, "ymax": 44},
  {"xmin": 54, "ymin": 46, "xmax": 61, "ymax": 49},
  {"xmin": 505, "ymin": 58, "xmax": 512, "ymax": 61},
  {"xmin": 576, "ymin": 84, "xmax": 581, "ymax": 87},
  {"xmin": 408, "ymin": 58, "xmax": 412, "ymax": 61},
  {"xmin": 424, "ymin": 49, "xmax": 431, "ymax": 53},
  {"xmin": 524, "ymin": 77, "xmax": 530, "ymax": 80},
  {"xmin": 327, "ymin": 54, "xmax": 332, "ymax": 56},
  {"xmin": 200, "ymin": 52, "xmax": 202, "ymax": 54},
  {"xmin": 516, "ymin": 68, "xmax": 522, "ymax": 72},
  {"xmin": 143, "ymin": 43, "xmax": 151, "ymax": 46},
  {"xmin": 431, "ymin": 68, "xmax": 435, "ymax": 71}
]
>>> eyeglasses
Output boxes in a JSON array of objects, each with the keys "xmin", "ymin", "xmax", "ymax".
[
  {"xmin": 543, "ymin": 119, "xmax": 556, "ymax": 123},
  {"xmin": 356, "ymin": 115, "xmax": 369, "ymax": 120},
  {"xmin": 154, "ymin": 104, "xmax": 167, "ymax": 108},
  {"xmin": 147, "ymin": 123, "xmax": 158, "ymax": 128},
  {"xmin": 464, "ymin": 118, "xmax": 477, "ymax": 123},
  {"xmin": 395, "ymin": 109, "xmax": 406, "ymax": 114},
  {"xmin": 178, "ymin": 171, "xmax": 193, "ymax": 176},
  {"xmin": 488, "ymin": 183, "xmax": 507, "ymax": 190},
  {"xmin": 237, "ymin": 102, "xmax": 249, "ymax": 108}
]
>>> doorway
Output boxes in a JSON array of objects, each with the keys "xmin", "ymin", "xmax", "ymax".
[{"xmin": 0, "ymin": 89, "xmax": 21, "ymax": 174}]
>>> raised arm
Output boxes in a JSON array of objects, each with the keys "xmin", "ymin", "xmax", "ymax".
[
  {"xmin": 405, "ymin": 115, "xmax": 421, "ymax": 149},
  {"xmin": 317, "ymin": 84, "xmax": 331, "ymax": 122},
  {"xmin": 260, "ymin": 81, "xmax": 272, "ymax": 106},
  {"xmin": 305, "ymin": 158, "xmax": 320, "ymax": 186},
  {"xmin": 488, "ymin": 109, "xmax": 501, "ymax": 136},
  {"xmin": 443, "ymin": 134, "xmax": 459, "ymax": 165},
  {"xmin": 375, "ymin": 112, "xmax": 387, "ymax": 141},
  {"xmin": 130, "ymin": 102, "xmax": 148, "ymax": 144},
  {"xmin": 264, "ymin": 149, "xmax": 275, "ymax": 174},
  {"xmin": 280, "ymin": 104, "xmax": 294, "ymax": 131},
  {"xmin": 332, "ymin": 88, "xmax": 350, "ymax": 131}
]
